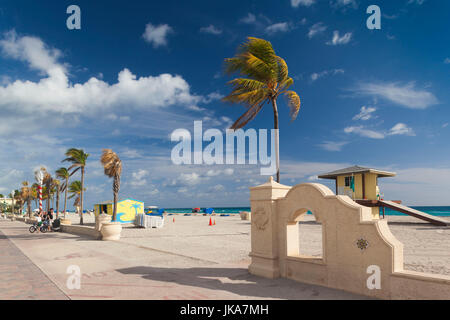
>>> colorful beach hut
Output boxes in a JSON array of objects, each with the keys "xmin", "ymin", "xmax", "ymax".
[
  {"xmin": 94, "ymin": 198, "xmax": 144, "ymax": 223},
  {"xmin": 318, "ymin": 165, "xmax": 396, "ymax": 219},
  {"xmin": 317, "ymin": 165, "xmax": 450, "ymax": 226},
  {"xmin": 318, "ymin": 165, "xmax": 396, "ymax": 201}
]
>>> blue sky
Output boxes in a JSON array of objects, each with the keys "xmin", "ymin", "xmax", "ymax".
[{"xmin": 0, "ymin": 0, "xmax": 449, "ymax": 208}]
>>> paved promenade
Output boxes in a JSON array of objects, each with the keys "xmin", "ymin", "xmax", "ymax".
[
  {"xmin": 0, "ymin": 218, "xmax": 368, "ymax": 300},
  {"xmin": 0, "ymin": 228, "xmax": 68, "ymax": 300}
]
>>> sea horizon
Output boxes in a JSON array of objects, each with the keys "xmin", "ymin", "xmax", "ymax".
[{"xmin": 161, "ymin": 206, "xmax": 450, "ymax": 217}]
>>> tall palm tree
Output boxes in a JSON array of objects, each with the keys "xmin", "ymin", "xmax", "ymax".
[
  {"xmin": 53, "ymin": 180, "xmax": 61, "ymax": 218},
  {"xmin": 21, "ymin": 181, "xmax": 32, "ymax": 218},
  {"xmin": 68, "ymin": 180, "xmax": 84, "ymax": 215},
  {"xmin": 9, "ymin": 190, "xmax": 18, "ymax": 214},
  {"xmin": 42, "ymin": 170, "xmax": 53, "ymax": 212},
  {"xmin": 63, "ymin": 148, "xmax": 89, "ymax": 225},
  {"xmin": 100, "ymin": 149, "xmax": 122, "ymax": 222},
  {"xmin": 12, "ymin": 190, "xmax": 22, "ymax": 214},
  {"xmin": 223, "ymin": 37, "xmax": 301, "ymax": 183},
  {"xmin": 56, "ymin": 167, "xmax": 70, "ymax": 218}
]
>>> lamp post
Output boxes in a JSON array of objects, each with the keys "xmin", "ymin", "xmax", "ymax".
[{"xmin": 34, "ymin": 169, "xmax": 44, "ymax": 214}]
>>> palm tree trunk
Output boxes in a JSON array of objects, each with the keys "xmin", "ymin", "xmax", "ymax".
[
  {"xmin": 80, "ymin": 167, "xmax": 84, "ymax": 225},
  {"xmin": 46, "ymin": 189, "xmax": 50, "ymax": 212},
  {"xmin": 27, "ymin": 197, "xmax": 32, "ymax": 218},
  {"xmin": 56, "ymin": 189, "xmax": 60, "ymax": 218},
  {"xmin": 113, "ymin": 189, "xmax": 117, "ymax": 222},
  {"xmin": 64, "ymin": 177, "xmax": 68, "ymax": 219},
  {"xmin": 271, "ymin": 98, "xmax": 280, "ymax": 183}
]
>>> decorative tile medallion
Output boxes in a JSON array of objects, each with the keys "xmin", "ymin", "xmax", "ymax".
[{"xmin": 356, "ymin": 238, "xmax": 369, "ymax": 250}]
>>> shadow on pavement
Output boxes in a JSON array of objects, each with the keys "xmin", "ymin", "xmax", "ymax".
[{"xmin": 116, "ymin": 266, "xmax": 370, "ymax": 300}]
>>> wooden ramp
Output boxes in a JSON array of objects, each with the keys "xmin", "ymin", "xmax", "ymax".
[{"xmin": 379, "ymin": 200, "xmax": 450, "ymax": 226}]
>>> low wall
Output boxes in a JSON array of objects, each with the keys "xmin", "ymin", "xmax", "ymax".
[
  {"xmin": 249, "ymin": 178, "xmax": 450, "ymax": 300},
  {"xmin": 60, "ymin": 224, "xmax": 101, "ymax": 239}
]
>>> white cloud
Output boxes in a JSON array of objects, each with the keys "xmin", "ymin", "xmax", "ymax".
[
  {"xmin": 282, "ymin": 160, "xmax": 351, "ymax": 181},
  {"xmin": 0, "ymin": 30, "xmax": 65, "ymax": 75},
  {"xmin": 0, "ymin": 31, "xmax": 206, "ymax": 130},
  {"xmin": 344, "ymin": 123, "xmax": 415, "ymax": 139},
  {"xmin": 265, "ymin": 22, "xmax": 290, "ymax": 35},
  {"xmin": 307, "ymin": 22, "xmax": 327, "ymax": 39},
  {"xmin": 206, "ymin": 168, "xmax": 234, "ymax": 177},
  {"xmin": 291, "ymin": 0, "xmax": 315, "ymax": 7},
  {"xmin": 132, "ymin": 169, "xmax": 149, "ymax": 181},
  {"xmin": 310, "ymin": 68, "xmax": 344, "ymax": 81},
  {"xmin": 352, "ymin": 106, "xmax": 376, "ymax": 121},
  {"xmin": 331, "ymin": 0, "xmax": 358, "ymax": 8},
  {"xmin": 407, "ymin": 0, "xmax": 426, "ymax": 5},
  {"xmin": 129, "ymin": 169, "xmax": 149, "ymax": 188},
  {"xmin": 122, "ymin": 149, "xmax": 142, "ymax": 159},
  {"xmin": 212, "ymin": 184, "xmax": 225, "ymax": 191},
  {"xmin": 388, "ymin": 123, "xmax": 415, "ymax": 136},
  {"xmin": 0, "ymin": 168, "xmax": 24, "ymax": 194},
  {"xmin": 142, "ymin": 23, "xmax": 173, "ymax": 48},
  {"xmin": 199, "ymin": 25, "xmax": 222, "ymax": 35},
  {"xmin": 327, "ymin": 31, "xmax": 352, "ymax": 45},
  {"xmin": 318, "ymin": 141, "xmax": 349, "ymax": 152},
  {"xmin": 166, "ymin": 172, "xmax": 203, "ymax": 187},
  {"xmin": 351, "ymin": 81, "xmax": 439, "ymax": 109},
  {"xmin": 344, "ymin": 126, "xmax": 385, "ymax": 139},
  {"xmin": 444, "ymin": 58, "xmax": 450, "ymax": 64},
  {"xmin": 380, "ymin": 166, "xmax": 450, "ymax": 206},
  {"xmin": 240, "ymin": 13, "xmax": 256, "ymax": 24},
  {"xmin": 224, "ymin": 168, "xmax": 234, "ymax": 175}
]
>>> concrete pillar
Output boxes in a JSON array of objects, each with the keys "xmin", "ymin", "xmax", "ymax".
[{"xmin": 248, "ymin": 176, "xmax": 291, "ymax": 279}]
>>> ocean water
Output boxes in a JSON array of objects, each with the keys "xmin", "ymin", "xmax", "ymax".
[{"xmin": 163, "ymin": 206, "xmax": 450, "ymax": 217}]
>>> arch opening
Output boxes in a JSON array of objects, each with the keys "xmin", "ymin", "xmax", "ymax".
[{"xmin": 286, "ymin": 208, "xmax": 323, "ymax": 259}]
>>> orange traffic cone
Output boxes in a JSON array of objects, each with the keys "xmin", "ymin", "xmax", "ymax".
[
  {"xmin": 173, "ymin": 217, "xmax": 175, "ymax": 223},
  {"xmin": 209, "ymin": 217, "xmax": 213, "ymax": 226},
  {"xmin": 213, "ymin": 219, "xmax": 216, "ymax": 225}
]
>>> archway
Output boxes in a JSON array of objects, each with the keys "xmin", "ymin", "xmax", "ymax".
[{"xmin": 286, "ymin": 208, "xmax": 323, "ymax": 259}]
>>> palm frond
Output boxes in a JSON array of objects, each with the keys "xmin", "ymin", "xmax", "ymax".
[
  {"xmin": 284, "ymin": 90, "xmax": 301, "ymax": 120},
  {"xmin": 230, "ymin": 102, "xmax": 265, "ymax": 130},
  {"xmin": 279, "ymin": 77, "xmax": 294, "ymax": 92},
  {"xmin": 55, "ymin": 167, "xmax": 69, "ymax": 179},
  {"xmin": 240, "ymin": 37, "xmax": 277, "ymax": 70},
  {"xmin": 69, "ymin": 166, "xmax": 81, "ymax": 176},
  {"xmin": 100, "ymin": 149, "xmax": 122, "ymax": 178},
  {"xmin": 223, "ymin": 89, "xmax": 268, "ymax": 107},
  {"xmin": 276, "ymin": 57, "xmax": 289, "ymax": 84},
  {"xmin": 227, "ymin": 78, "xmax": 266, "ymax": 91}
]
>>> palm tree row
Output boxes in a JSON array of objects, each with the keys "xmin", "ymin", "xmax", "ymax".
[{"xmin": 3, "ymin": 148, "xmax": 123, "ymax": 225}]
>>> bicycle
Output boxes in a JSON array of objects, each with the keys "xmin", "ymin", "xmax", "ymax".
[{"xmin": 29, "ymin": 220, "xmax": 51, "ymax": 233}]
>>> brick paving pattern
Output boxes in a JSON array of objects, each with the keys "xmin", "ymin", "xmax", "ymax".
[{"xmin": 0, "ymin": 229, "xmax": 69, "ymax": 300}]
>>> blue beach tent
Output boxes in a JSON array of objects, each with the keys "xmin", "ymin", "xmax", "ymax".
[{"xmin": 203, "ymin": 208, "xmax": 214, "ymax": 214}]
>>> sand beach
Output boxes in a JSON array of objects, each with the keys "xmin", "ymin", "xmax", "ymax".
[{"xmin": 62, "ymin": 212, "xmax": 450, "ymax": 276}]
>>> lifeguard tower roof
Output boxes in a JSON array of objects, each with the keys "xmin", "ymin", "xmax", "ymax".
[{"xmin": 318, "ymin": 165, "xmax": 396, "ymax": 179}]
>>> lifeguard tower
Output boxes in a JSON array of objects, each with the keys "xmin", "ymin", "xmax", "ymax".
[{"xmin": 318, "ymin": 165, "xmax": 450, "ymax": 226}]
